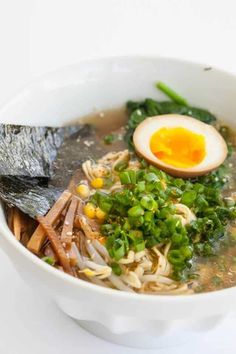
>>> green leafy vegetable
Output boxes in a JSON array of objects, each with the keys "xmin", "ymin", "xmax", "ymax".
[{"xmin": 156, "ymin": 81, "xmax": 188, "ymax": 106}]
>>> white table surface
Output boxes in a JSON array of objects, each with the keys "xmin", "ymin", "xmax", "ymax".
[{"xmin": 0, "ymin": 1, "xmax": 236, "ymax": 353}]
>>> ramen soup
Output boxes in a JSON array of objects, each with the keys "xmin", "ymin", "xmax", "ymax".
[{"xmin": 7, "ymin": 83, "xmax": 236, "ymax": 295}]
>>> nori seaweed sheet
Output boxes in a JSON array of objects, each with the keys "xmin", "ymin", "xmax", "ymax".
[
  {"xmin": 50, "ymin": 124, "xmax": 103, "ymax": 188},
  {"xmin": 0, "ymin": 123, "xmax": 105, "ymax": 217},
  {"xmin": 0, "ymin": 176, "xmax": 62, "ymax": 218},
  {"xmin": 0, "ymin": 124, "xmax": 83, "ymax": 177}
]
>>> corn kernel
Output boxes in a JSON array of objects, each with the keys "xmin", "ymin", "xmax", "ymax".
[
  {"xmin": 91, "ymin": 177, "xmax": 104, "ymax": 189},
  {"xmin": 95, "ymin": 207, "xmax": 106, "ymax": 220},
  {"xmin": 76, "ymin": 184, "xmax": 90, "ymax": 199},
  {"xmin": 80, "ymin": 268, "xmax": 95, "ymax": 277},
  {"xmin": 84, "ymin": 203, "xmax": 96, "ymax": 219}
]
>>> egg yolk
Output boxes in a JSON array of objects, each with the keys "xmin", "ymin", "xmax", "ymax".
[{"xmin": 150, "ymin": 127, "xmax": 206, "ymax": 168}]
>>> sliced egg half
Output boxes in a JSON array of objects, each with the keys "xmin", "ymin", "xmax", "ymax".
[{"xmin": 133, "ymin": 114, "xmax": 228, "ymax": 178}]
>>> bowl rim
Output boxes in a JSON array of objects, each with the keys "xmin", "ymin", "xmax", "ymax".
[{"xmin": 1, "ymin": 54, "xmax": 236, "ymax": 303}]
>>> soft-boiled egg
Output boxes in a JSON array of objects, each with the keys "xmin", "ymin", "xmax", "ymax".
[{"xmin": 133, "ymin": 114, "xmax": 228, "ymax": 178}]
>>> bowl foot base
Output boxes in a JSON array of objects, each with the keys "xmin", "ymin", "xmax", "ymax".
[{"xmin": 76, "ymin": 319, "xmax": 204, "ymax": 349}]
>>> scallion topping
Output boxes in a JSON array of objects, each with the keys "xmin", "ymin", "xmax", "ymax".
[
  {"xmin": 103, "ymin": 134, "xmax": 116, "ymax": 145},
  {"xmin": 41, "ymin": 256, "xmax": 55, "ymax": 266}
]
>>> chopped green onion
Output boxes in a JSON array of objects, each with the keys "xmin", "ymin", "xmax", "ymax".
[
  {"xmin": 140, "ymin": 195, "xmax": 157, "ymax": 211},
  {"xmin": 181, "ymin": 190, "xmax": 197, "ymax": 207},
  {"xmin": 114, "ymin": 160, "xmax": 129, "ymax": 172},
  {"xmin": 119, "ymin": 170, "xmax": 136, "ymax": 184},
  {"xmin": 128, "ymin": 205, "xmax": 144, "ymax": 217},
  {"xmin": 101, "ymin": 224, "xmax": 114, "ymax": 235},
  {"xmin": 106, "ymin": 233, "xmax": 129, "ymax": 261},
  {"xmin": 128, "ymin": 170, "xmax": 137, "ymax": 184},
  {"xmin": 128, "ymin": 230, "xmax": 143, "ymax": 242},
  {"xmin": 168, "ymin": 250, "xmax": 185, "ymax": 265},
  {"xmin": 180, "ymin": 245, "xmax": 193, "ymax": 259},
  {"xmin": 136, "ymin": 181, "xmax": 146, "ymax": 192},
  {"xmin": 111, "ymin": 262, "xmax": 122, "ymax": 276},
  {"xmin": 113, "ymin": 242, "xmax": 126, "ymax": 261},
  {"xmin": 103, "ymin": 134, "xmax": 116, "ymax": 145},
  {"xmin": 92, "ymin": 191, "xmax": 113, "ymax": 213},
  {"xmin": 128, "ymin": 215, "xmax": 144, "ymax": 227},
  {"xmin": 144, "ymin": 211, "xmax": 153, "ymax": 223},
  {"xmin": 169, "ymin": 187, "xmax": 182, "ymax": 198},
  {"xmin": 41, "ymin": 256, "xmax": 55, "ymax": 266},
  {"xmin": 119, "ymin": 171, "xmax": 131, "ymax": 184},
  {"xmin": 123, "ymin": 219, "xmax": 131, "ymax": 231},
  {"xmin": 134, "ymin": 239, "xmax": 145, "ymax": 252},
  {"xmin": 156, "ymin": 81, "xmax": 188, "ymax": 106},
  {"xmin": 144, "ymin": 172, "xmax": 158, "ymax": 183},
  {"xmin": 171, "ymin": 233, "xmax": 184, "ymax": 246},
  {"xmin": 173, "ymin": 178, "xmax": 185, "ymax": 188}
]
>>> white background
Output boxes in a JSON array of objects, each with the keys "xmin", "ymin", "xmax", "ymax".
[{"xmin": 0, "ymin": 0, "xmax": 236, "ymax": 353}]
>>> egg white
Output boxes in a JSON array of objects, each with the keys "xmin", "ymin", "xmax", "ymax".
[{"xmin": 133, "ymin": 114, "xmax": 228, "ymax": 178}]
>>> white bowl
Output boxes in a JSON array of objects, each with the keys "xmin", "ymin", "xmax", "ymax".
[{"xmin": 0, "ymin": 56, "xmax": 236, "ymax": 349}]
